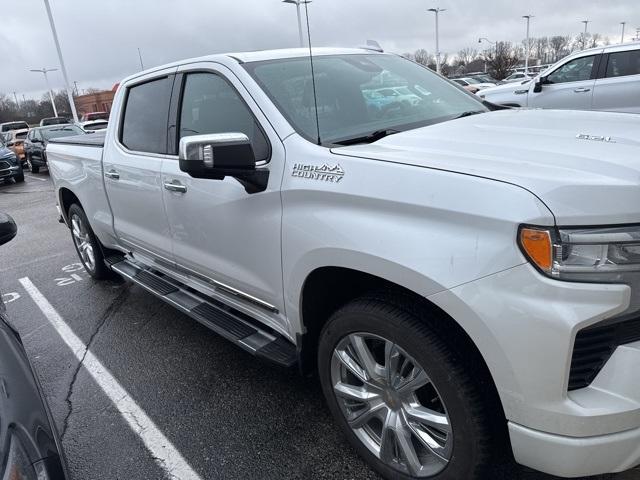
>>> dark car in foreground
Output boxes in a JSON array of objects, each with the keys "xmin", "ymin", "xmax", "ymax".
[
  {"xmin": 0, "ymin": 213, "xmax": 68, "ymax": 479},
  {"xmin": 24, "ymin": 125, "xmax": 85, "ymax": 173},
  {"xmin": 0, "ymin": 140, "xmax": 24, "ymax": 184}
]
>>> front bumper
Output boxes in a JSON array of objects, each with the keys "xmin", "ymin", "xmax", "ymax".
[
  {"xmin": 429, "ymin": 263, "xmax": 640, "ymax": 476},
  {"xmin": 510, "ymin": 419, "xmax": 640, "ymax": 477}
]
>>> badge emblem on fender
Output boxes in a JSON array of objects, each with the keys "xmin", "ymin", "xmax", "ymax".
[
  {"xmin": 292, "ymin": 163, "xmax": 345, "ymax": 183},
  {"xmin": 576, "ymin": 133, "xmax": 615, "ymax": 143}
]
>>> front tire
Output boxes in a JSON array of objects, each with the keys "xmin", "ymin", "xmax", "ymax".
[
  {"xmin": 13, "ymin": 171, "xmax": 24, "ymax": 183},
  {"xmin": 68, "ymin": 203, "xmax": 109, "ymax": 279},
  {"xmin": 318, "ymin": 296, "xmax": 494, "ymax": 480}
]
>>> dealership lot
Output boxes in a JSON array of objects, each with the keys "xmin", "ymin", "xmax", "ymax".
[{"xmin": 1, "ymin": 174, "xmax": 637, "ymax": 480}]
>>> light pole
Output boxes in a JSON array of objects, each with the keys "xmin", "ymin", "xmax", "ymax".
[
  {"xmin": 283, "ymin": 0, "xmax": 312, "ymax": 47},
  {"xmin": 42, "ymin": 0, "xmax": 78, "ymax": 122},
  {"xmin": 478, "ymin": 37, "xmax": 496, "ymax": 73},
  {"xmin": 581, "ymin": 20, "xmax": 589, "ymax": 34},
  {"xmin": 30, "ymin": 68, "xmax": 59, "ymax": 117},
  {"xmin": 428, "ymin": 8, "xmax": 446, "ymax": 74},
  {"xmin": 137, "ymin": 47, "xmax": 145, "ymax": 71},
  {"xmin": 523, "ymin": 15, "xmax": 534, "ymax": 74},
  {"xmin": 621, "ymin": 22, "xmax": 626, "ymax": 43}
]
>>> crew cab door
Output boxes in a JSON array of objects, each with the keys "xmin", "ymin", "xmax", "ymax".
[
  {"xmin": 592, "ymin": 48, "xmax": 640, "ymax": 113},
  {"xmin": 528, "ymin": 53, "xmax": 600, "ymax": 110},
  {"xmin": 102, "ymin": 68, "xmax": 177, "ymax": 264},
  {"xmin": 161, "ymin": 64, "xmax": 288, "ymax": 336}
]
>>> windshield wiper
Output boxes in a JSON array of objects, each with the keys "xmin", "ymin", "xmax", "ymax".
[
  {"xmin": 452, "ymin": 110, "xmax": 485, "ymax": 119},
  {"xmin": 332, "ymin": 129, "xmax": 400, "ymax": 146}
]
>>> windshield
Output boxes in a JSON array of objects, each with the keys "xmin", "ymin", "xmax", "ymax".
[
  {"xmin": 42, "ymin": 125, "xmax": 84, "ymax": 140},
  {"xmin": 244, "ymin": 54, "xmax": 486, "ymax": 145},
  {"xmin": 1, "ymin": 122, "xmax": 28, "ymax": 132}
]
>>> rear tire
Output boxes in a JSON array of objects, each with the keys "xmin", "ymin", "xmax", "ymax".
[
  {"xmin": 318, "ymin": 296, "xmax": 494, "ymax": 480},
  {"xmin": 68, "ymin": 203, "xmax": 109, "ymax": 280}
]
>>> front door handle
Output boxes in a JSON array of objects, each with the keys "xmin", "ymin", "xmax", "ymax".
[
  {"xmin": 164, "ymin": 180, "xmax": 187, "ymax": 193},
  {"xmin": 573, "ymin": 87, "xmax": 591, "ymax": 93},
  {"xmin": 105, "ymin": 170, "xmax": 120, "ymax": 180}
]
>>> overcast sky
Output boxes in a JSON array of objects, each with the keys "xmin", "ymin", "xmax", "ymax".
[{"xmin": 1, "ymin": 0, "xmax": 637, "ymax": 100}]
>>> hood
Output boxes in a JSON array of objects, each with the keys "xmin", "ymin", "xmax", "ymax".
[
  {"xmin": 482, "ymin": 80, "xmax": 532, "ymax": 95},
  {"xmin": 0, "ymin": 145, "xmax": 13, "ymax": 158},
  {"xmin": 332, "ymin": 109, "xmax": 640, "ymax": 225}
]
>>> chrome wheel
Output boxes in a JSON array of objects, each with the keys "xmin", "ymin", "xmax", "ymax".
[
  {"xmin": 71, "ymin": 213, "xmax": 95, "ymax": 272},
  {"xmin": 331, "ymin": 333, "xmax": 452, "ymax": 477}
]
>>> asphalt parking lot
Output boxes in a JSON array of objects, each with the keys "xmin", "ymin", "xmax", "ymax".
[{"xmin": 0, "ymin": 172, "xmax": 638, "ymax": 480}]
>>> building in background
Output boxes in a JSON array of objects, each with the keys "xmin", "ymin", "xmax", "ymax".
[{"xmin": 74, "ymin": 83, "xmax": 118, "ymax": 116}]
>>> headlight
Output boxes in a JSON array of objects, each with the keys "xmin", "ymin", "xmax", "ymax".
[{"xmin": 519, "ymin": 225, "xmax": 640, "ymax": 283}]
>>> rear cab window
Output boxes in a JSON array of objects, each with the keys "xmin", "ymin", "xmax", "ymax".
[{"xmin": 120, "ymin": 76, "xmax": 173, "ymax": 154}]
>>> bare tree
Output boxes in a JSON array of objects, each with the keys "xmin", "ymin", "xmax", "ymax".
[
  {"xmin": 533, "ymin": 37, "xmax": 549, "ymax": 64},
  {"xmin": 483, "ymin": 41, "xmax": 520, "ymax": 80},
  {"xmin": 588, "ymin": 33, "xmax": 601, "ymax": 48},
  {"xmin": 457, "ymin": 47, "xmax": 478, "ymax": 68},
  {"xmin": 413, "ymin": 49, "xmax": 432, "ymax": 67},
  {"xmin": 549, "ymin": 35, "xmax": 571, "ymax": 62}
]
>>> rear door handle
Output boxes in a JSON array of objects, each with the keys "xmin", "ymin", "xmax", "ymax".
[
  {"xmin": 573, "ymin": 87, "xmax": 591, "ymax": 93},
  {"xmin": 164, "ymin": 180, "xmax": 187, "ymax": 193},
  {"xmin": 105, "ymin": 170, "xmax": 120, "ymax": 180}
]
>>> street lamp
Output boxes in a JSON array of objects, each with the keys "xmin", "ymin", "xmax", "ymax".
[
  {"xmin": 282, "ymin": 0, "xmax": 312, "ymax": 48},
  {"xmin": 621, "ymin": 22, "xmax": 626, "ymax": 43},
  {"xmin": 30, "ymin": 68, "xmax": 59, "ymax": 117},
  {"xmin": 42, "ymin": 0, "xmax": 78, "ymax": 122},
  {"xmin": 428, "ymin": 7, "xmax": 446, "ymax": 74},
  {"xmin": 522, "ymin": 15, "xmax": 534, "ymax": 74},
  {"xmin": 581, "ymin": 20, "xmax": 589, "ymax": 34}
]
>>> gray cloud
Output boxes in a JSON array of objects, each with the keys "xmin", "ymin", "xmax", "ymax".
[{"xmin": 2, "ymin": 0, "xmax": 638, "ymax": 98}]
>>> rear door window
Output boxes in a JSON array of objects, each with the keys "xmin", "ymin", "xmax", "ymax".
[
  {"xmin": 605, "ymin": 50, "xmax": 640, "ymax": 78},
  {"xmin": 121, "ymin": 76, "xmax": 173, "ymax": 154}
]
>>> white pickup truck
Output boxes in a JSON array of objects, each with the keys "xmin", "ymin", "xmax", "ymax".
[
  {"xmin": 480, "ymin": 42, "xmax": 640, "ymax": 113},
  {"xmin": 48, "ymin": 47, "xmax": 640, "ymax": 480}
]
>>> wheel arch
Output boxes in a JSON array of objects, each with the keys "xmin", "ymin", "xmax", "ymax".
[
  {"xmin": 58, "ymin": 187, "xmax": 81, "ymax": 226},
  {"xmin": 298, "ymin": 265, "xmax": 510, "ymax": 446}
]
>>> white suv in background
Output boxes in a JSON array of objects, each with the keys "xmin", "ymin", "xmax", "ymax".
[{"xmin": 480, "ymin": 42, "xmax": 640, "ymax": 113}]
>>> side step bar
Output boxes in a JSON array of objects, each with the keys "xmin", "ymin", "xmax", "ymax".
[{"xmin": 107, "ymin": 255, "xmax": 297, "ymax": 368}]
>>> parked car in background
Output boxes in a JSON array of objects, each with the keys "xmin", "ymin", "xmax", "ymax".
[
  {"xmin": 80, "ymin": 111, "xmax": 109, "ymax": 122},
  {"xmin": 79, "ymin": 119, "xmax": 108, "ymax": 133},
  {"xmin": 48, "ymin": 46, "xmax": 640, "ymax": 480},
  {"xmin": 1, "ymin": 128, "xmax": 29, "ymax": 167},
  {"xmin": 39, "ymin": 117, "xmax": 71, "ymax": 127},
  {"xmin": 451, "ymin": 76, "xmax": 496, "ymax": 90},
  {"xmin": 0, "ymin": 121, "xmax": 29, "ymax": 133},
  {"xmin": 480, "ymin": 42, "xmax": 640, "ymax": 112},
  {"xmin": 23, "ymin": 124, "xmax": 84, "ymax": 173},
  {"xmin": 0, "ymin": 139, "xmax": 23, "ymax": 183},
  {"xmin": 501, "ymin": 71, "xmax": 533, "ymax": 83},
  {"xmin": 0, "ymin": 213, "xmax": 69, "ymax": 479}
]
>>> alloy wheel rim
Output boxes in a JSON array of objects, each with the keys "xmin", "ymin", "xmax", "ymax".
[
  {"xmin": 71, "ymin": 214, "xmax": 95, "ymax": 272},
  {"xmin": 331, "ymin": 332, "xmax": 452, "ymax": 477}
]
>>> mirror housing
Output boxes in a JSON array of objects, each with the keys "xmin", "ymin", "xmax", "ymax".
[
  {"xmin": 0, "ymin": 213, "xmax": 17, "ymax": 246},
  {"xmin": 533, "ymin": 77, "xmax": 545, "ymax": 93},
  {"xmin": 178, "ymin": 133, "xmax": 268, "ymax": 194}
]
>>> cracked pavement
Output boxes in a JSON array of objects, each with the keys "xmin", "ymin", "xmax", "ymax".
[{"xmin": 1, "ymin": 174, "xmax": 638, "ymax": 480}]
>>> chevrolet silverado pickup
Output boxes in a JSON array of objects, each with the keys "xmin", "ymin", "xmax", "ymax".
[{"xmin": 47, "ymin": 47, "xmax": 640, "ymax": 479}]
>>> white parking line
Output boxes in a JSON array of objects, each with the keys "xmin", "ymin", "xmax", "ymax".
[
  {"xmin": 19, "ymin": 277, "xmax": 203, "ymax": 480},
  {"xmin": 25, "ymin": 174, "xmax": 48, "ymax": 182}
]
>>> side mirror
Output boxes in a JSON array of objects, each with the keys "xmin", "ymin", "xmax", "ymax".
[
  {"xmin": 0, "ymin": 213, "xmax": 17, "ymax": 246},
  {"xmin": 533, "ymin": 77, "xmax": 545, "ymax": 93},
  {"xmin": 178, "ymin": 133, "xmax": 269, "ymax": 194}
]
